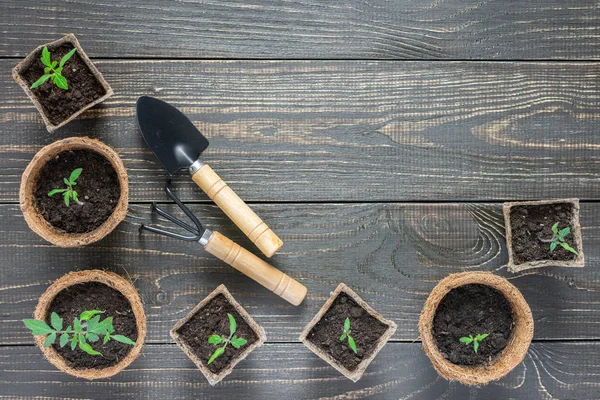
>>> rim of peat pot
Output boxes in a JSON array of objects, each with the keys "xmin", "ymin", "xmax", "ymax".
[
  {"xmin": 170, "ymin": 284, "xmax": 267, "ymax": 386},
  {"xmin": 33, "ymin": 270, "xmax": 146, "ymax": 380},
  {"xmin": 299, "ymin": 283, "xmax": 397, "ymax": 383},
  {"xmin": 20, "ymin": 136, "xmax": 128, "ymax": 247},
  {"xmin": 503, "ymin": 198, "xmax": 584, "ymax": 273},
  {"xmin": 419, "ymin": 272, "xmax": 534, "ymax": 386},
  {"xmin": 12, "ymin": 33, "xmax": 114, "ymax": 133}
]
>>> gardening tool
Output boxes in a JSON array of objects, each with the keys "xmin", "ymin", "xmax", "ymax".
[
  {"xmin": 140, "ymin": 181, "xmax": 307, "ymax": 306},
  {"xmin": 136, "ymin": 96, "xmax": 283, "ymax": 258}
]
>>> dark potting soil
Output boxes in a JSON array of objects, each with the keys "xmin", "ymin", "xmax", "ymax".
[
  {"xmin": 19, "ymin": 42, "xmax": 106, "ymax": 126},
  {"xmin": 47, "ymin": 282, "xmax": 138, "ymax": 370},
  {"xmin": 34, "ymin": 149, "xmax": 120, "ymax": 233},
  {"xmin": 509, "ymin": 203, "xmax": 579, "ymax": 265},
  {"xmin": 306, "ymin": 292, "xmax": 390, "ymax": 371},
  {"xmin": 175, "ymin": 294, "xmax": 259, "ymax": 374},
  {"xmin": 432, "ymin": 284, "xmax": 514, "ymax": 366}
]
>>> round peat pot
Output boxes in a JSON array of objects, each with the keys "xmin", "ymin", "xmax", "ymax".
[
  {"xmin": 20, "ymin": 137, "xmax": 128, "ymax": 247},
  {"xmin": 33, "ymin": 270, "xmax": 146, "ymax": 379},
  {"xmin": 419, "ymin": 272, "xmax": 533, "ymax": 386}
]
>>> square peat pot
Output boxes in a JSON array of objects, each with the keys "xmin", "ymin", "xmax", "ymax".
[
  {"xmin": 170, "ymin": 284, "xmax": 266, "ymax": 386},
  {"xmin": 12, "ymin": 34, "xmax": 113, "ymax": 132},
  {"xmin": 299, "ymin": 283, "xmax": 397, "ymax": 382},
  {"xmin": 503, "ymin": 199, "xmax": 584, "ymax": 273}
]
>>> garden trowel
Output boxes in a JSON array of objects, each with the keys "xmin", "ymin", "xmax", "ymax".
[{"xmin": 136, "ymin": 96, "xmax": 283, "ymax": 257}]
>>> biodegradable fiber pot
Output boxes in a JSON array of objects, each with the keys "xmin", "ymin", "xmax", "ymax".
[
  {"xmin": 299, "ymin": 283, "xmax": 397, "ymax": 382},
  {"xmin": 33, "ymin": 270, "xmax": 146, "ymax": 380},
  {"xmin": 12, "ymin": 33, "xmax": 113, "ymax": 132},
  {"xmin": 504, "ymin": 199, "xmax": 584, "ymax": 273},
  {"xmin": 171, "ymin": 284, "xmax": 266, "ymax": 386},
  {"xmin": 419, "ymin": 272, "xmax": 534, "ymax": 386},
  {"xmin": 20, "ymin": 137, "xmax": 128, "ymax": 247}
]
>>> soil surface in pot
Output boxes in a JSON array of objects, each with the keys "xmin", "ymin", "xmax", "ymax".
[
  {"xmin": 47, "ymin": 282, "xmax": 138, "ymax": 370},
  {"xmin": 19, "ymin": 42, "xmax": 106, "ymax": 126},
  {"xmin": 175, "ymin": 294, "xmax": 259, "ymax": 374},
  {"xmin": 34, "ymin": 149, "xmax": 120, "ymax": 233},
  {"xmin": 306, "ymin": 292, "xmax": 390, "ymax": 371},
  {"xmin": 509, "ymin": 202, "xmax": 579, "ymax": 265},
  {"xmin": 432, "ymin": 284, "xmax": 514, "ymax": 366}
]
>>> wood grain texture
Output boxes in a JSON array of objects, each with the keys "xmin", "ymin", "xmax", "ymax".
[
  {"xmin": 2, "ymin": 202, "xmax": 599, "ymax": 344},
  {"xmin": 1, "ymin": 342, "xmax": 599, "ymax": 399},
  {"xmin": 1, "ymin": 0, "xmax": 598, "ymax": 60},
  {"xmin": 2, "ymin": 60, "xmax": 600, "ymax": 202}
]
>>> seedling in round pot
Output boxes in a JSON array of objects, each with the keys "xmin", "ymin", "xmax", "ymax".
[
  {"xmin": 20, "ymin": 137, "xmax": 128, "ymax": 247},
  {"xmin": 24, "ymin": 270, "xmax": 146, "ymax": 379},
  {"xmin": 503, "ymin": 199, "xmax": 584, "ymax": 272},
  {"xmin": 419, "ymin": 272, "xmax": 534, "ymax": 386},
  {"xmin": 299, "ymin": 283, "xmax": 397, "ymax": 382},
  {"xmin": 12, "ymin": 34, "xmax": 113, "ymax": 132},
  {"xmin": 170, "ymin": 285, "xmax": 266, "ymax": 386}
]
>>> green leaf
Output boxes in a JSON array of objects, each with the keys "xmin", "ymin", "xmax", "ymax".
[
  {"xmin": 64, "ymin": 178, "xmax": 70, "ymax": 186},
  {"xmin": 459, "ymin": 336, "xmax": 474, "ymax": 344},
  {"xmin": 79, "ymin": 341, "xmax": 102, "ymax": 356},
  {"xmin": 80, "ymin": 310, "xmax": 103, "ymax": 321},
  {"xmin": 550, "ymin": 241, "xmax": 557, "ymax": 252},
  {"xmin": 560, "ymin": 242, "xmax": 579, "ymax": 255},
  {"xmin": 69, "ymin": 168, "xmax": 83, "ymax": 184},
  {"xmin": 59, "ymin": 333, "xmax": 69, "ymax": 347},
  {"xmin": 97, "ymin": 317, "xmax": 114, "ymax": 334},
  {"xmin": 344, "ymin": 317, "xmax": 350, "ymax": 332},
  {"xmin": 474, "ymin": 341, "xmax": 479, "ymax": 353},
  {"xmin": 340, "ymin": 333, "xmax": 347, "ymax": 341},
  {"xmin": 476, "ymin": 333, "xmax": 489, "ymax": 341},
  {"xmin": 103, "ymin": 333, "xmax": 110, "ymax": 344},
  {"xmin": 551, "ymin": 222, "xmax": 559, "ymax": 234},
  {"xmin": 50, "ymin": 60, "xmax": 57, "ymax": 69},
  {"xmin": 231, "ymin": 337, "xmax": 247, "ymax": 349},
  {"xmin": 41, "ymin": 46, "xmax": 51, "ymax": 67},
  {"xmin": 65, "ymin": 326, "xmax": 72, "ymax": 333},
  {"xmin": 86, "ymin": 333, "xmax": 100, "ymax": 342},
  {"xmin": 227, "ymin": 313, "xmax": 236, "ymax": 336},
  {"xmin": 48, "ymin": 188, "xmax": 67, "ymax": 196},
  {"xmin": 72, "ymin": 191, "xmax": 79, "ymax": 202},
  {"xmin": 63, "ymin": 191, "xmax": 71, "ymax": 206},
  {"xmin": 53, "ymin": 73, "xmax": 68, "ymax": 90},
  {"xmin": 30, "ymin": 74, "xmax": 52, "ymax": 89},
  {"xmin": 43, "ymin": 332, "xmax": 57, "ymax": 348},
  {"xmin": 558, "ymin": 227, "xmax": 570, "ymax": 237},
  {"xmin": 78, "ymin": 333, "xmax": 86, "ymax": 344},
  {"xmin": 347, "ymin": 336, "xmax": 357, "ymax": 354},
  {"xmin": 50, "ymin": 312, "xmax": 62, "ymax": 331},
  {"xmin": 111, "ymin": 335, "xmax": 136, "ymax": 346},
  {"xmin": 208, "ymin": 334, "xmax": 222, "ymax": 345},
  {"xmin": 54, "ymin": 66, "xmax": 63, "ymax": 74},
  {"xmin": 71, "ymin": 335, "xmax": 77, "ymax": 350},
  {"xmin": 86, "ymin": 315, "xmax": 101, "ymax": 333},
  {"xmin": 207, "ymin": 346, "xmax": 225, "ymax": 365},
  {"xmin": 73, "ymin": 317, "xmax": 82, "ymax": 333},
  {"xmin": 23, "ymin": 319, "xmax": 54, "ymax": 335},
  {"xmin": 60, "ymin": 47, "xmax": 77, "ymax": 67}
]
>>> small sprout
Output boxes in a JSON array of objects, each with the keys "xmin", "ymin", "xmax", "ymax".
[
  {"xmin": 31, "ymin": 46, "xmax": 77, "ymax": 90},
  {"xmin": 48, "ymin": 168, "xmax": 84, "ymax": 206},
  {"xmin": 550, "ymin": 222, "xmax": 579, "ymax": 255},
  {"xmin": 23, "ymin": 310, "xmax": 136, "ymax": 356},
  {"xmin": 459, "ymin": 333, "xmax": 489, "ymax": 353},
  {"xmin": 339, "ymin": 317, "xmax": 358, "ymax": 354},
  {"xmin": 207, "ymin": 313, "xmax": 247, "ymax": 365}
]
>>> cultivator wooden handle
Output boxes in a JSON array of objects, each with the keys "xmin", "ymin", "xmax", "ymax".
[
  {"xmin": 203, "ymin": 231, "xmax": 306, "ymax": 306},
  {"xmin": 192, "ymin": 163, "xmax": 283, "ymax": 258}
]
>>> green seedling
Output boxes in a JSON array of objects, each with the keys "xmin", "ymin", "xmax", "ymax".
[
  {"xmin": 339, "ymin": 317, "xmax": 358, "ymax": 354},
  {"xmin": 48, "ymin": 168, "xmax": 83, "ymax": 206},
  {"xmin": 31, "ymin": 46, "xmax": 77, "ymax": 90},
  {"xmin": 207, "ymin": 313, "xmax": 248, "ymax": 365},
  {"xmin": 23, "ymin": 310, "xmax": 136, "ymax": 356},
  {"xmin": 549, "ymin": 222, "xmax": 578, "ymax": 255},
  {"xmin": 459, "ymin": 333, "xmax": 489, "ymax": 353}
]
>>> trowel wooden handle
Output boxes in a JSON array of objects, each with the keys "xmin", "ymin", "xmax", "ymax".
[
  {"xmin": 204, "ymin": 231, "xmax": 307, "ymax": 306},
  {"xmin": 192, "ymin": 163, "xmax": 283, "ymax": 258}
]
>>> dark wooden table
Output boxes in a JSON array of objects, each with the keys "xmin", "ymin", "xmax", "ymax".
[{"xmin": 1, "ymin": 1, "xmax": 599, "ymax": 399}]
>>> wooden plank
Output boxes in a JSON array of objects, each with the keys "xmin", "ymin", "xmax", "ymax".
[
  {"xmin": 0, "ymin": 342, "xmax": 599, "ymax": 399},
  {"xmin": 2, "ymin": 202, "xmax": 599, "ymax": 344},
  {"xmin": 1, "ymin": 0, "xmax": 598, "ymax": 60},
  {"xmin": 2, "ymin": 60, "xmax": 600, "ymax": 202}
]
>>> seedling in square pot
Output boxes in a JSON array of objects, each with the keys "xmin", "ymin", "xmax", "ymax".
[{"xmin": 30, "ymin": 46, "xmax": 77, "ymax": 90}]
